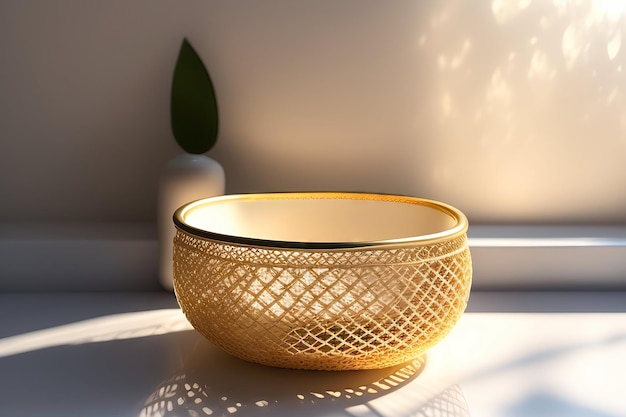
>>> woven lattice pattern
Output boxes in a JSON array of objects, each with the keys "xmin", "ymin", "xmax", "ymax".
[{"xmin": 173, "ymin": 230, "xmax": 472, "ymax": 370}]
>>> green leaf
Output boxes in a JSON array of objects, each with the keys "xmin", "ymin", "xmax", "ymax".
[{"xmin": 171, "ymin": 38, "xmax": 218, "ymax": 154}]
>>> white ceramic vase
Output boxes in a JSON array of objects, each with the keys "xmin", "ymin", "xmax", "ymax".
[{"xmin": 158, "ymin": 153, "xmax": 225, "ymax": 290}]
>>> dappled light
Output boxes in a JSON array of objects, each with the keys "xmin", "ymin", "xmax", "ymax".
[
  {"xmin": 139, "ymin": 352, "xmax": 425, "ymax": 417},
  {"xmin": 413, "ymin": 0, "xmax": 626, "ymax": 222},
  {"xmin": 139, "ymin": 345, "xmax": 470, "ymax": 417}
]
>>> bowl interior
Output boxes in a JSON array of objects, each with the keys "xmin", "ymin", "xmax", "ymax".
[{"xmin": 176, "ymin": 193, "xmax": 465, "ymax": 246}]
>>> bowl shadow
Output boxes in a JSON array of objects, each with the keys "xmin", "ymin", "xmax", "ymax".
[{"xmin": 139, "ymin": 336, "xmax": 469, "ymax": 417}]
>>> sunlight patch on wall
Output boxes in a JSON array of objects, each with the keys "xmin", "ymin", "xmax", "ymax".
[{"xmin": 413, "ymin": 0, "xmax": 626, "ymax": 222}]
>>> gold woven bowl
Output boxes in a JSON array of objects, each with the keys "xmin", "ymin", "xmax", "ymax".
[{"xmin": 173, "ymin": 192, "xmax": 472, "ymax": 371}]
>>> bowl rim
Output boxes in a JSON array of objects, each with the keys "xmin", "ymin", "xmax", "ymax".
[{"xmin": 173, "ymin": 192, "xmax": 469, "ymax": 250}]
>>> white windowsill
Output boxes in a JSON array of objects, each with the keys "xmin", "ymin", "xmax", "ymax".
[{"xmin": 1, "ymin": 223, "xmax": 625, "ymax": 291}]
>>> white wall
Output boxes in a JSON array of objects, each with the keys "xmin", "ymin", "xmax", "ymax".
[{"xmin": 2, "ymin": 0, "xmax": 626, "ymax": 224}]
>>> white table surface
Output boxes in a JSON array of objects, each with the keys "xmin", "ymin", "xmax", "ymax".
[{"xmin": 1, "ymin": 291, "xmax": 625, "ymax": 417}]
